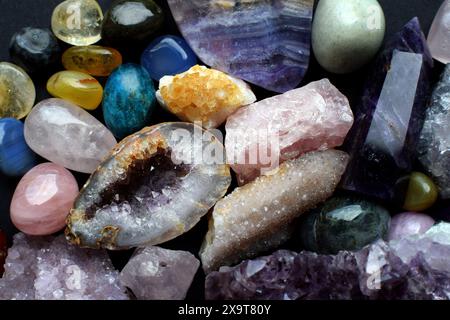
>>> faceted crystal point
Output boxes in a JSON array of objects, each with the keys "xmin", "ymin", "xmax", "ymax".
[
  {"xmin": 66, "ymin": 123, "xmax": 231, "ymax": 250},
  {"xmin": 226, "ymin": 79, "xmax": 353, "ymax": 185},
  {"xmin": 200, "ymin": 149, "xmax": 349, "ymax": 273},
  {"xmin": 157, "ymin": 65, "xmax": 256, "ymax": 129},
  {"xmin": 120, "ymin": 247, "xmax": 200, "ymax": 300},
  {"xmin": 417, "ymin": 64, "xmax": 450, "ymax": 198},
  {"xmin": 167, "ymin": 0, "xmax": 314, "ymax": 93},
  {"xmin": 341, "ymin": 18, "xmax": 433, "ymax": 201},
  {"xmin": 428, "ymin": 0, "xmax": 450, "ymax": 64},
  {"xmin": 388, "ymin": 212, "xmax": 435, "ymax": 241}
]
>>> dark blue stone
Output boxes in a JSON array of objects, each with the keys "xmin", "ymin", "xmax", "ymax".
[
  {"xmin": 103, "ymin": 63, "xmax": 157, "ymax": 139},
  {"xmin": 141, "ymin": 35, "xmax": 197, "ymax": 81},
  {"xmin": 0, "ymin": 118, "xmax": 37, "ymax": 177}
]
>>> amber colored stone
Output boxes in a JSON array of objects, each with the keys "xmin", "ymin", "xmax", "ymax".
[
  {"xmin": 0, "ymin": 230, "xmax": 6, "ymax": 275},
  {"xmin": 62, "ymin": 45, "xmax": 122, "ymax": 77},
  {"xmin": 402, "ymin": 172, "xmax": 439, "ymax": 212}
]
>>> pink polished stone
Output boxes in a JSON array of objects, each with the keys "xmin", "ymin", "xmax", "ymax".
[
  {"xmin": 428, "ymin": 0, "xmax": 450, "ymax": 64},
  {"xmin": 10, "ymin": 163, "xmax": 79, "ymax": 235},
  {"xmin": 388, "ymin": 212, "xmax": 435, "ymax": 241},
  {"xmin": 225, "ymin": 79, "xmax": 354, "ymax": 185}
]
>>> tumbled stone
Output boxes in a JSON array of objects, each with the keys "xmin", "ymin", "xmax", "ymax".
[
  {"xmin": 167, "ymin": 0, "xmax": 313, "ymax": 93},
  {"xmin": 51, "ymin": 0, "xmax": 103, "ymax": 46},
  {"xmin": 225, "ymin": 79, "xmax": 353, "ymax": 185},
  {"xmin": 200, "ymin": 149, "xmax": 349, "ymax": 273},
  {"xmin": 0, "ymin": 230, "xmax": 6, "ymax": 276},
  {"xmin": 157, "ymin": 65, "xmax": 256, "ymax": 129},
  {"xmin": 428, "ymin": 0, "xmax": 450, "ymax": 64},
  {"xmin": 66, "ymin": 123, "xmax": 231, "ymax": 250},
  {"xmin": 341, "ymin": 18, "xmax": 433, "ymax": 201},
  {"xmin": 120, "ymin": 247, "xmax": 200, "ymax": 300},
  {"xmin": 47, "ymin": 71, "xmax": 103, "ymax": 110},
  {"xmin": 0, "ymin": 233, "xmax": 128, "ymax": 300},
  {"xmin": 24, "ymin": 98, "xmax": 117, "ymax": 174},
  {"xmin": 299, "ymin": 197, "xmax": 390, "ymax": 254},
  {"xmin": 388, "ymin": 212, "xmax": 435, "ymax": 241},
  {"xmin": 0, "ymin": 62, "xmax": 35, "ymax": 119},
  {"xmin": 396, "ymin": 172, "xmax": 439, "ymax": 212},
  {"xmin": 62, "ymin": 45, "xmax": 122, "ymax": 77}
]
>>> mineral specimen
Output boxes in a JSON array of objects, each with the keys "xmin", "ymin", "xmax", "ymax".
[
  {"xmin": 66, "ymin": 123, "xmax": 231, "ymax": 250},
  {"xmin": 24, "ymin": 98, "xmax": 117, "ymax": 174},
  {"xmin": 0, "ymin": 230, "xmax": 6, "ymax": 276},
  {"xmin": 157, "ymin": 65, "xmax": 256, "ymax": 129},
  {"xmin": 167, "ymin": 0, "xmax": 314, "ymax": 93},
  {"xmin": 417, "ymin": 64, "xmax": 450, "ymax": 199},
  {"xmin": 388, "ymin": 212, "xmax": 435, "ymax": 241},
  {"xmin": 395, "ymin": 172, "xmax": 438, "ymax": 211},
  {"xmin": 312, "ymin": 0, "xmax": 385, "ymax": 74},
  {"xmin": 205, "ymin": 223, "xmax": 450, "ymax": 300},
  {"xmin": 0, "ymin": 62, "xmax": 35, "ymax": 119},
  {"xmin": 427, "ymin": 0, "xmax": 450, "ymax": 64},
  {"xmin": 0, "ymin": 233, "xmax": 128, "ymax": 300},
  {"xmin": 341, "ymin": 18, "xmax": 433, "ymax": 201},
  {"xmin": 225, "ymin": 79, "xmax": 353, "ymax": 185},
  {"xmin": 200, "ymin": 149, "xmax": 349, "ymax": 273},
  {"xmin": 120, "ymin": 247, "xmax": 200, "ymax": 300},
  {"xmin": 299, "ymin": 197, "xmax": 390, "ymax": 254},
  {"xmin": 47, "ymin": 70, "xmax": 103, "ymax": 110},
  {"xmin": 10, "ymin": 163, "xmax": 79, "ymax": 236}
]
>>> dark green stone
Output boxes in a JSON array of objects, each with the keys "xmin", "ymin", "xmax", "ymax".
[{"xmin": 300, "ymin": 197, "xmax": 391, "ymax": 254}]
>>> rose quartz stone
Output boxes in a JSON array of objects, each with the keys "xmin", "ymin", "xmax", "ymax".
[
  {"xmin": 225, "ymin": 79, "xmax": 354, "ymax": 184},
  {"xmin": 388, "ymin": 212, "xmax": 435, "ymax": 241},
  {"xmin": 428, "ymin": 0, "xmax": 450, "ymax": 64},
  {"xmin": 10, "ymin": 163, "xmax": 79, "ymax": 235}
]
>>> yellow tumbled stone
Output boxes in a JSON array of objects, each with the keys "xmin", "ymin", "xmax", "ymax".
[
  {"xmin": 47, "ymin": 71, "xmax": 103, "ymax": 110},
  {"xmin": 0, "ymin": 62, "xmax": 35, "ymax": 119},
  {"xmin": 403, "ymin": 172, "xmax": 439, "ymax": 212}
]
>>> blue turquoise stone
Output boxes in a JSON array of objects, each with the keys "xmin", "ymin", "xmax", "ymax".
[
  {"xmin": 103, "ymin": 63, "xmax": 157, "ymax": 139},
  {"xmin": 0, "ymin": 118, "xmax": 37, "ymax": 177},
  {"xmin": 141, "ymin": 35, "xmax": 197, "ymax": 81}
]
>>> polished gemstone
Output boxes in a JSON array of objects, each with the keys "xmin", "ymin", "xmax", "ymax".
[
  {"xmin": 141, "ymin": 35, "xmax": 197, "ymax": 81},
  {"xmin": 388, "ymin": 212, "xmax": 435, "ymax": 241},
  {"xmin": 51, "ymin": 0, "xmax": 103, "ymax": 46},
  {"xmin": 167, "ymin": 0, "xmax": 314, "ymax": 93},
  {"xmin": 0, "ymin": 230, "xmax": 6, "ymax": 276},
  {"xmin": 24, "ymin": 98, "xmax": 117, "ymax": 174},
  {"xmin": 103, "ymin": 64, "xmax": 156, "ymax": 138},
  {"xmin": 299, "ymin": 197, "xmax": 390, "ymax": 254},
  {"xmin": 0, "ymin": 62, "xmax": 35, "ymax": 119},
  {"xmin": 102, "ymin": 0, "xmax": 164, "ymax": 44},
  {"xmin": 120, "ymin": 247, "xmax": 200, "ymax": 300},
  {"xmin": 200, "ymin": 149, "xmax": 349, "ymax": 273},
  {"xmin": 62, "ymin": 45, "xmax": 122, "ymax": 77},
  {"xmin": 9, "ymin": 27, "xmax": 61, "ymax": 74},
  {"xmin": 66, "ymin": 123, "xmax": 231, "ymax": 250},
  {"xmin": 225, "ymin": 79, "xmax": 353, "ymax": 185},
  {"xmin": 341, "ymin": 18, "xmax": 433, "ymax": 201},
  {"xmin": 396, "ymin": 172, "xmax": 439, "ymax": 212},
  {"xmin": 47, "ymin": 70, "xmax": 103, "ymax": 110},
  {"xmin": 0, "ymin": 118, "xmax": 37, "ymax": 177},
  {"xmin": 157, "ymin": 65, "xmax": 256, "ymax": 129},
  {"xmin": 10, "ymin": 163, "xmax": 79, "ymax": 236},
  {"xmin": 427, "ymin": 0, "xmax": 450, "ymax": 64}
]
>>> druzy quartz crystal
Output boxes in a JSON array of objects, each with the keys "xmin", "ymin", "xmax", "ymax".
[
  {"xmin": 66, "ymin": 123, "xmax": 231, "ymax": 250},
  {"xmin": 167, "ymin": 0, "xmax": 314, "ymax": 93}
]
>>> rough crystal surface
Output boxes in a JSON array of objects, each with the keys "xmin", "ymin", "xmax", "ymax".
[
  {"xmin": 167, "ymin": 0, "xmax": 313, "ymax": 93},
  {"xmin": 0, "ymin": 233, "xmax": 128, "ymax": 300}
]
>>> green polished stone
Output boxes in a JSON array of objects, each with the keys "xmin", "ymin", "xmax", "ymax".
[
  {"xmin": 402, "ymin": 172, "xmax": 439, "ymax": 212},
  {"xmin": 300, "ymin": 197, "xmax": 390, "ymax": 254}
]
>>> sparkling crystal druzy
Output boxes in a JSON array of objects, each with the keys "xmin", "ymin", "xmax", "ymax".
[
  {"xmin": 0, "ymin": 230, "xmax": 6, "ymax": 276},
  {"xmin": 66, "ymin": 123, "xmax": 231, "ymax": 250},
  {"xmin": 341, "ymin": 18, "xmax": 433, "ymax": 201},
  {"xmin": 167, "ymin": 0, "xmax": 314, "ymax": 93},
  {"xmin": 428, "ymin": 0, "xmax": 450, "ymax": 64},
  {"xmin": 418, "ymin": 64, "xmax": 450, "ymax": 199},
  {"xmin": 157, "ymin": 65, "xmax": 256, "ymax": 129},
  {"xmin": 226, "ymin": 79, "xmax": 353, "ymax": 185},
  {"xmin": 200, "ymin": 150, "xmax": 349, "ymax": 273}
]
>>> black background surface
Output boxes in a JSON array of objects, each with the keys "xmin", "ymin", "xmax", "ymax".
[{"xmin": 0, "ymin": 0, "xmax": 446, "ymax": 301}]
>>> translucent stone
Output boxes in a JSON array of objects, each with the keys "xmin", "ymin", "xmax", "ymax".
[
  {"xmin": 388, "ymin": 212, "xmax": 435, "ymax": 241},
  {"xmin": 51, "ymin": 0, "xmax": 103, "ymax": 46},
  {"xmin": 399, "ymin": 172, "xmax": 439, "ymax": 212},
  {"xmin": 428, "ymin": 0, "xmax": 450, "ymax": 64},
  {"xmin": 0, "ymin": 62, "xmax": 35, "ymax": 119}
]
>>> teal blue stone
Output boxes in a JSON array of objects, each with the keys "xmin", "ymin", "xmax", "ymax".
[
  {"xmin": 300, "ymin": 197, "xmax": 391, "ymax": 254},
  {"xmin": 0, "ymin": 118, "xmax": 37, "ymax": 177},
  {"xmin": 103, "ymin": 63, "xmax": 156, "ymax": 138}
]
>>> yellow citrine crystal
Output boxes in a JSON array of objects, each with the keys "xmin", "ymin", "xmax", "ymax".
[
  {"xmin": 157, "ymin": 65, "xmax": 256, "ymax": 129},
  {"xmin": 62, "ymin": 45, "xmax": 122, "ymax": 77},
  {"xmin": 47, "ymin": 71, "xmax": 103, "ymax": 110}
]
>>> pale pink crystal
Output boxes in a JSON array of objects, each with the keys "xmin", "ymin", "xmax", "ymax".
[
  {"xmin": 10, "ymin": 163, "xmax": 79, "ymax": 235},
  {"xmin": 225, "ymin": 79, "xmax": 354, "ymax": 184},
  {"xmin": 428, "ymin": 0, "xmax": 450, "ymax": 64}
]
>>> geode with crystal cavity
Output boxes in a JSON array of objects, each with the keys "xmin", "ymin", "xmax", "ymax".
[
  {"xmin": 200, "ymin": 149, "xmax": 349, "ymax": 273},
  {"xmin": 66, "ymin": 122, "xmax": 231, "ymax": 249}
]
